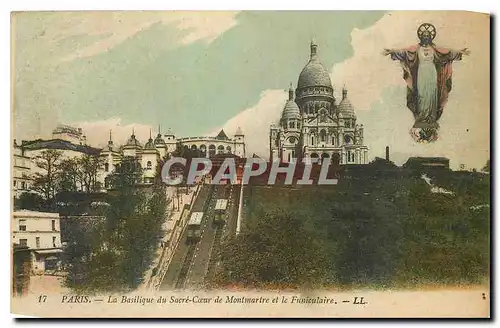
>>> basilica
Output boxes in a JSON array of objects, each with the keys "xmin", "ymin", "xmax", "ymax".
[{"xmin": 270, "ymin": 42, "xmax": 369, "ymax": 165}]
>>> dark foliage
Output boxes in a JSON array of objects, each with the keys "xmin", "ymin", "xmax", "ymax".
[
  {"xmin": 215, "ymin": 170, "xmax": 490, "ymax": 290},
  {"xmin": 63, "ymin": 156, "xmax": 169, "ymax": 293}
]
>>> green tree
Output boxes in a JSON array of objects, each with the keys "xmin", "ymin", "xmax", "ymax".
[
  {"xmin": 78, "ymin": 153, "xmax": 104, "ymax": 193},
  {"xmin": 58, "ymin": 154, "xmax": 104, "ymax": 193},
  {"xmin": 215, "ymin": 210, "xmax": 329, "ymax": 290},
  {"xmin": 58, "ymin": 158, "xmax": 80, "ymax": 192},
  {"xmin": 65, "ymin": 155, "xmax": 168, "ymax": 293},
  {"xmin": 14, "ymin": 192, "xmax": 45, "ymax": 211},
  {"xmin": 31, "ymin": 149, "xmax": 63, "ymax": 208}
]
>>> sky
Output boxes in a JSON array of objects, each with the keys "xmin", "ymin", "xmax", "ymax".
[{"xmin": 12, "ymin": 11, "xmax": 490, "ymax": 170}]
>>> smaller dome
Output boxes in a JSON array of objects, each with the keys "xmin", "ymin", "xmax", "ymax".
[
  {"xmin": 338, "ymin": 88, "xmax": 356, "ymax": 117},
  {"xmin": 125, "ymin": 133, "xmax": 142, "ymax": 148},
  {"xmin": 282, "ymin": 100, "xmax": 300, "ymax": 120},
  {"xmin": 144, "ymin": 137, "xmax": 155, "ymax": 150},
  {"xmin": 154, "ymin": 133, "xmax": 166, "ymax": 145},
  {"xmin": 281, "ymin": 87, "xmax": 300, "ymax": 120}
]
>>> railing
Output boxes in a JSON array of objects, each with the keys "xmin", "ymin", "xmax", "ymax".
[{"xmin": 151, "ymin": 184, "xmax": 202, "ymax": 291}]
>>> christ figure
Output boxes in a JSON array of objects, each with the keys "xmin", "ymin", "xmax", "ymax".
[{"xmin": 383, "ymin": 23, "xmax": 470, "ymax": 142}]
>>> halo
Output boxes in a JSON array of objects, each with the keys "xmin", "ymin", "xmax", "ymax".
[{"xmin": 417, "ymin": 23, "xmax": 436, "ymax": 41}]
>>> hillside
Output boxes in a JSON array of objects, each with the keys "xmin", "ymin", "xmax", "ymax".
[{"xmin": 214, "ymin": 168, "xmax": 490, "ymax": 290}]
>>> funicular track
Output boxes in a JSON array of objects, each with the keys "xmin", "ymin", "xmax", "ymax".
[
  {"xmin": 172, "ymin": 184, "xmax": 215, "ymax": 289},
  {"xmin": 174, "ymin": 244, "xmax": 196, "ymax": 289},
  {"xmin": 204, "ymin": 184, "xmax": 233, "ymax": 286}
]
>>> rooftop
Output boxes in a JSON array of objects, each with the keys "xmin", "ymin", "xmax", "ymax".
[
  {"xmin": 215, "ymin": 199, "xmax": 228, "ymax": 211},
  {"xmin": 20, "ymin": 139, "xmax": 101, "ymax": 155},
  {"xmin": 188, "ymin": 212, "xmax": 204, "ymax": 225}
]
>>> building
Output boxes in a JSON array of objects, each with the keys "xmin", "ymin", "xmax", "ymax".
[
  {"xmin": 403, "ymin": 157, "xmax": 450, "ymax": 170},
  {"xmin": 100, "ymin": 126, "xmax": 245, "ymax": 186},
  {"xmin": 13, "ymin": 128, "xmax": 101, "ymax": 197},
  {"xmin": 51, "ymin": 124, "xmax": 87, "ymax": 144},
  {"xmin": 13, "ymin": 124, "xmax": 247, "ymax": 196},
  {"xmin": 176, "ymin": 128, "xmax": 246, "ymax": 158},
  {"xmin": 12, "ymin": 211, "xmax": 63, "ymax": 274},
  {"xmin": 270, "ymin": 41, "xmax": 369, "ymax": 164},
  {"xmin": 13, "ymin": 143, "xmax": 32, "ymax": 198}
]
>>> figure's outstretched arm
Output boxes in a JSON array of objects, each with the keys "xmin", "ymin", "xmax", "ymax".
[
  {"xmin": 445, "ymin": 48, "xmax": 471, "ymax": 61},
  {"xmin": 382, "ymin": 48, "xmax": 407, "ymax": 61}
]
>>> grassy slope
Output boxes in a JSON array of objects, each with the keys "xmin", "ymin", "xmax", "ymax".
[{"xmin": 217, "ymin": 170, "xmax": 490, "ymax": 289}]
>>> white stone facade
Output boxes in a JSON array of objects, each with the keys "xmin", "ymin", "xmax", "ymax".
[
  {"xmin": 12, "ymin": 211, "xmax": 62, "ymax": 274},
  {"xmin": 270, "ymin": 42, "xmax": 369, "ymax": 164},
  {"xmin": 13, "ymin": 125, "xmax": 246, "ymax": 195}
]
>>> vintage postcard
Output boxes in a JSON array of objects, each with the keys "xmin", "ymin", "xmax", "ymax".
[{"xmin": 11, "ymin": 10, "xmax": 490, "ymax": 318}]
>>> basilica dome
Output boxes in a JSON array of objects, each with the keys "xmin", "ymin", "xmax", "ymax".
[
  {"xmin": 281, "ymin": 88, "xmax": 301, "ymax": 120},
  {"xmin": 297, "ymin": 42, "xmax": 332, "ymax": 89},
  {"xmin": 338, "ymin": 88, "xmax": 356, "ymax": 117}
]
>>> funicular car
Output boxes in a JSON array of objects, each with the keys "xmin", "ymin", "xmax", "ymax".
[
  {"xmin": 186, "ymin": 211, "xmax": 203, "ymax": 242},
  {"xmin": 214, "ymin": 199, "xmax": 228, "ymax": 225}
]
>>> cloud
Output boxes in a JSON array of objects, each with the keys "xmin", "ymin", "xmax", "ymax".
[
  {"xmin": 51, "ymin": 11, "xmax": 239, "ymax": 61},
  {"xmin": 330, "ymin": 11, "xmax": 487, "ymax": 111},
  {"xmin": 76, "ymin": 88, "xmax": 287, "ymax": 155},
  {"xmin": 209, "ymin": 89, "xmax": 287, "ymax": 157},
  {"xmin": 75, "ymin": 117, "xmax": 156, "ymax": 148},
  {"xmin": 213, "ymin": 11, "xmax": 489, "ymax": 169},
  {"xmin": 329, "ymin": 11, "xmax": 489, "ymax": 169}
]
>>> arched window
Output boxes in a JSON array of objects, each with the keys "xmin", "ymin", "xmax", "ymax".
[
  {"xmin": 104, "ymin": 163, "xmax": 109, "ymax": 172},
  {"xmin": 320, "ymin": 129, "xmax": 327, "ymax": 142},
  {"xmin": 289, "ymin": 121, "xmax": 295, "ymax": 129},
  {"xmin": 226, "ymin": 146, "xmax": 232, "ymax": 154},
  {"xmin": 347, "ymin": 151, "xmax": 355, "ymax": 163},
  {"xmin": 217, "ymin": 145, "xmax": 225, "ymax": 154},
  {"xmin": 311, "ymin": 135, "xmax": 315, "ymax": 145},
  {"xmin": 332, "ymin": 153, "xmax": 341, "ymax": 165},
  {"xmin": 147, "ymin": 161, "xmax": 152, "ymax": 170},
  {"xmin": 208, "ymin": 144, "xmax": 216, "ymax": 157},
  {"xmin": 200, "ymin": 144, "xmax": 207, "ymax": 156}
]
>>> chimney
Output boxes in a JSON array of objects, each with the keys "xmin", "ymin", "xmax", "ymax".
[{"xmin": 385, "ymin": 146, "xmax": 390, "ymax": 161}]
